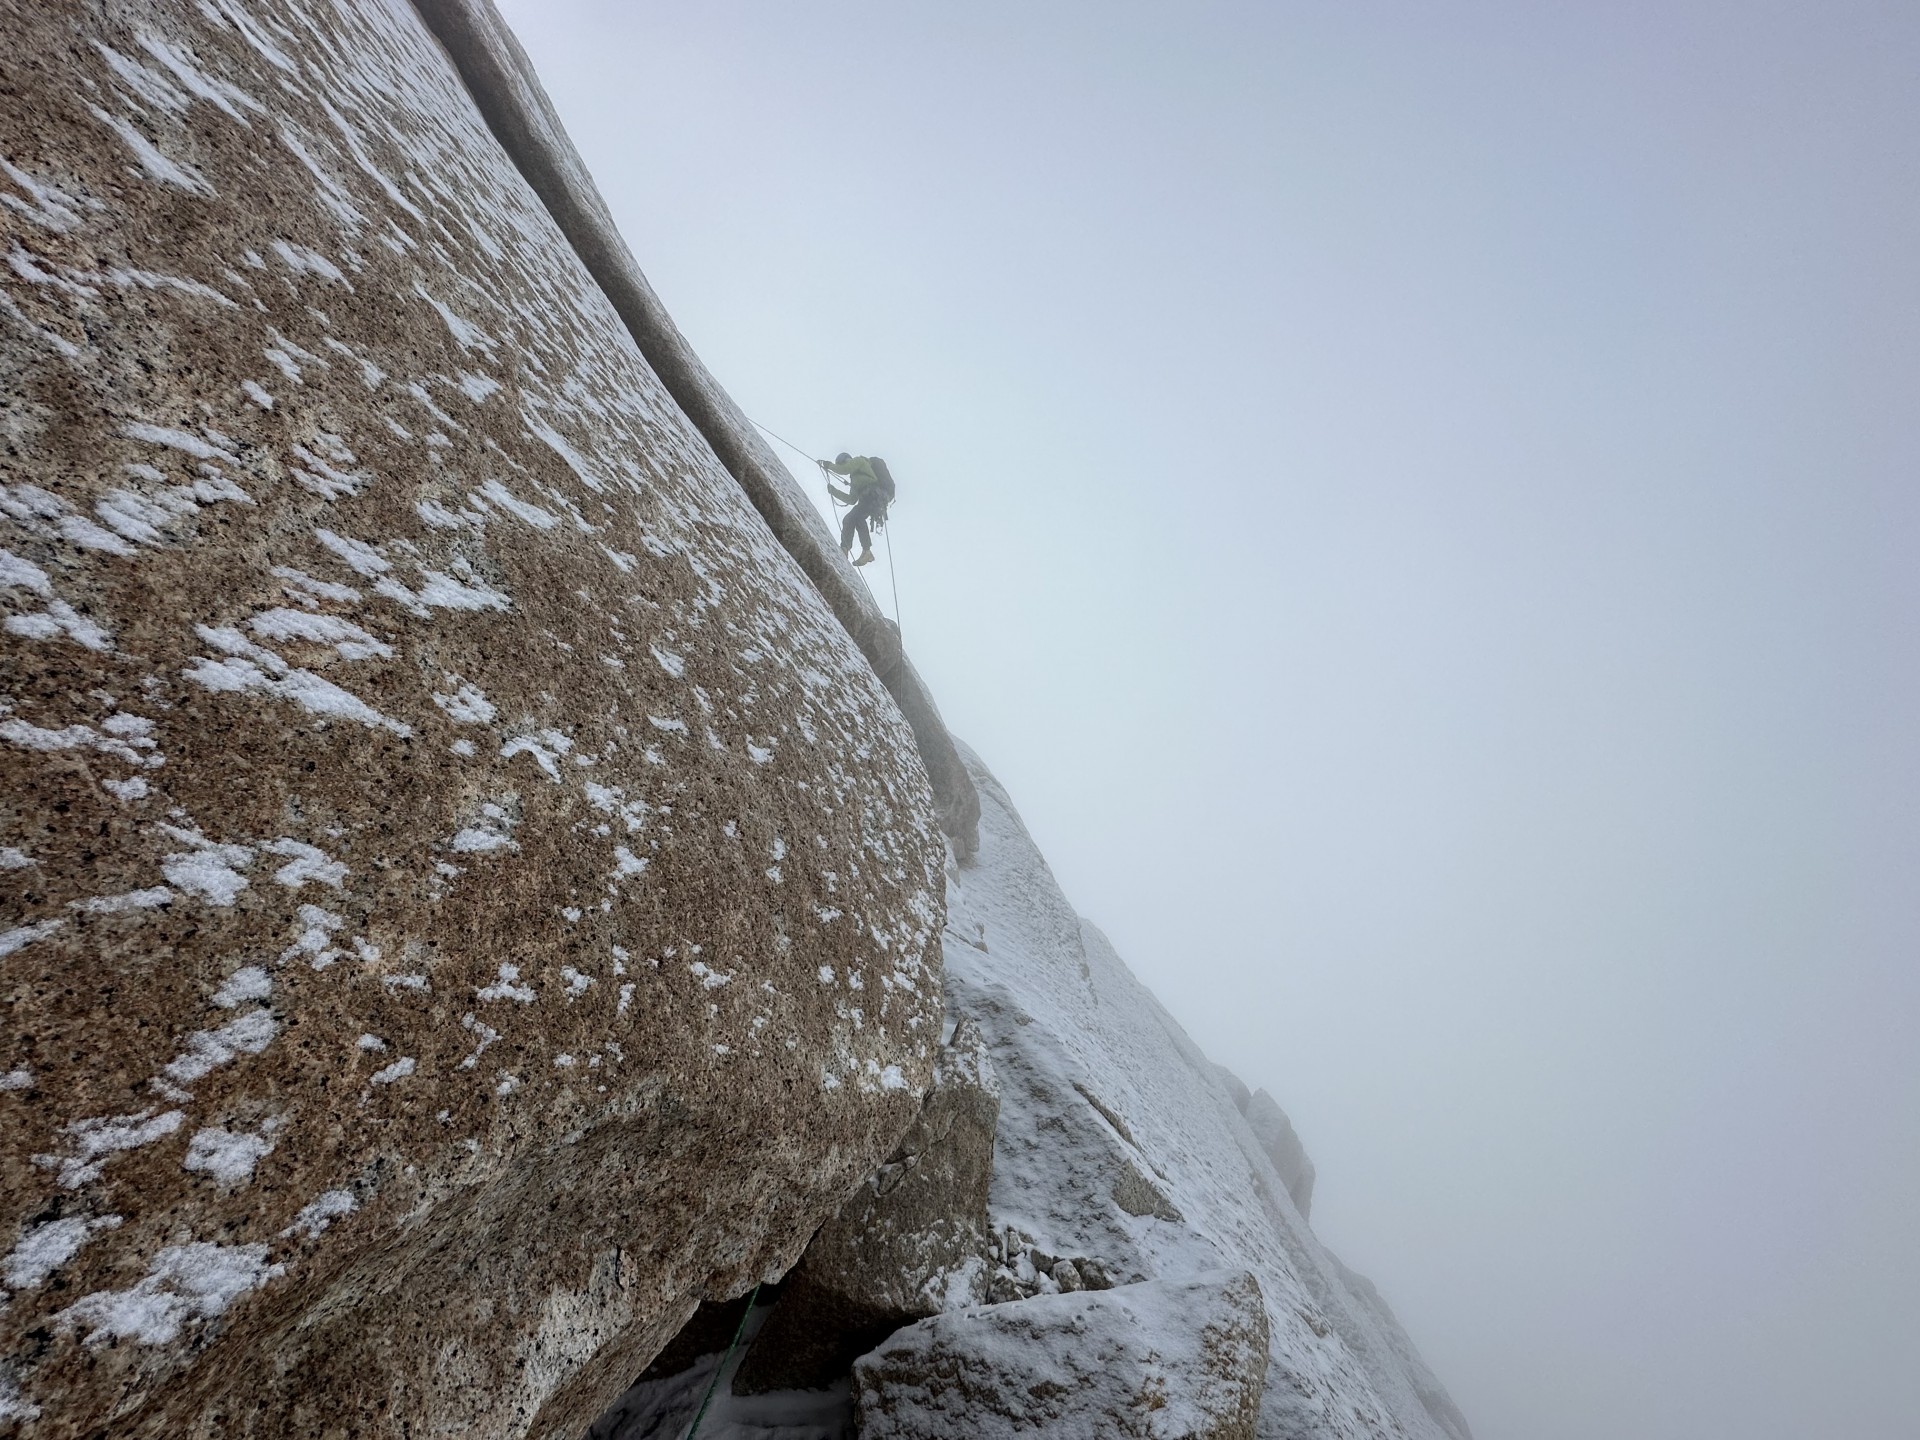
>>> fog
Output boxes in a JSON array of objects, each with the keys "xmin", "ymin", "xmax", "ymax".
[{"xmin": 494, "ymin": 4, "xmax": 1920, "ymax": 1436}]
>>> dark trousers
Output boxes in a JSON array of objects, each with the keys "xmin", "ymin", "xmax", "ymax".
[{"xmin": 840, "ymin": 494, "xmax": 884, "ymax": 552}]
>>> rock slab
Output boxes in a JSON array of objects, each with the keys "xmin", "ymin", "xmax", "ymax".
[
  {"xmin": 853, "ymin": 1271, "xmax": 1270, "ymax": 1440},
  {"xmin": 0, "ymin": 2, "xmax": 943, "ymax": 1436}
]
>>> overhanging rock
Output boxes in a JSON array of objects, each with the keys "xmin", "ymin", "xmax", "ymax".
[{"xmin": 732, "ymin": 1017, "xmax": 1000, "ymax": 1393}]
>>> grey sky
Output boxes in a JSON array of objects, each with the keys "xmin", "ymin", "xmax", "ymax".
[{"xmin": 494, "ymin": 3, "xmax": 1920, "ymax": 1436}]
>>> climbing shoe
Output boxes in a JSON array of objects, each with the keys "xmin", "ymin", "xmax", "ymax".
[{"xmin": 854, "ymin": 548, "xmax": 875, "ymax": 567}]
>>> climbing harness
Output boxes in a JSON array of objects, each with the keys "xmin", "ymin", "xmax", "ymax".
[{"xmin": 682, "ymin": 1282, "xmax": 762, "ymax": 1440}]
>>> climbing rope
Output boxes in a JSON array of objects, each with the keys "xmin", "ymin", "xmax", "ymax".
[
  {"xmin": 749, "ymin": 418, "xmax": 847, "ymax": 522},
  {"xmin": 682, "ymin": 1283, "xmax": 762, "ymax": 1440},
  {"xmin": 884, "ymin": 518, "xmax": 902, "ymax": 634},
  {"xmin": 749, "ymin": 417, "xmax": 816, "ymax": 469}
]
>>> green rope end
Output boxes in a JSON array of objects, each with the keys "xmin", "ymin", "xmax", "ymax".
[{"xmin": 682, "ymin": 1282, "xmax": 762, "ymax": 1440}]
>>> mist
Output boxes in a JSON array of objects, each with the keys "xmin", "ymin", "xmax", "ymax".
[{"xmin": 495, "ymin": 4, "xmax": 1920, "ymax": 1436}]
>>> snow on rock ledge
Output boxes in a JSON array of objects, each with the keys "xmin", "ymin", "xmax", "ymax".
[
  {"xmin": 853, "ymin": 1271, "xmax": 1270, "ymax": 1440},
  {"xmin": 946, "ymin": 745, "xmax": 1472, "ymax": 1440},
  {"xmin": 0, "ymin": 3, "xmax": 943, "ymax": 1437}
]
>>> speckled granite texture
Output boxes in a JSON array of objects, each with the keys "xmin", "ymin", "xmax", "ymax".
[{"xmin": 0, "ymin": 2, "xmax": 944, "ymax": 1435}]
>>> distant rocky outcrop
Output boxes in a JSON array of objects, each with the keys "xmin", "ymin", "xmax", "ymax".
[
  {"xmin": 1244, "ymin": 1089, "xmax": 1317, "ymax": 1221},
  {"xmin": 1212, "ymin": 1072, "xmax": 1315, "ymax": 1222},
  {"xmin": 932, "ymin": 745, "xmax": 1473, "ymax": 1440},
  {"xmin": 1213, "ymin": 1064, "xmax": 1255, "ymax": 1114},
  {"xmin": 0, "ymin": 2, "xmax": 945, "ymax": 1436}
]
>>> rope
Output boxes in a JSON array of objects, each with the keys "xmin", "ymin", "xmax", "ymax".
[
  {"xmin": 749, "ymin": 418, "xmax": 818, "ymax": 468},
  {"xmin": 884, "ymin": 520, "xmax": 902, "ymax": 635},
  {"xmin": 748, "ymin": 417, "xmax": 845, "ymax": 520},
  {"xmin": 682, "ymin": 1283, "xmax": 762, "ymax": 1440}
]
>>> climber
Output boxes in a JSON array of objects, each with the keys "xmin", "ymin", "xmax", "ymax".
[{"xmin": 820, "ymin": 452, "xmax": 895, "ymax": 567}]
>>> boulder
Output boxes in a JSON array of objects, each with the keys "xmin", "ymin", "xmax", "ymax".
[
  {"xmin": 0, "ymin": 2, "xmax": 943, "ymax": 1436},
  {"xmin": 1243, "ymin": 1090, "xmax": 1316, "ymax": 1221},
  {"xmin": 733, "ymin": 1018, "xmax": 999, "ymax": 1392},
  {"xmin": 852, "ymin": 1271, "xmax": 1270, "ymax": 1439}
]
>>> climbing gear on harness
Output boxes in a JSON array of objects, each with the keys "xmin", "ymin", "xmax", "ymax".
[{"xmin": 869, "ymin": 455, "xmax": 898, "ymax": 506}]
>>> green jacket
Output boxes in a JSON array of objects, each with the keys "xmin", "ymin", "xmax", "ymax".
[{"xmin": 825, "ymin": 455, "xmax": 881, "ymax": 504}]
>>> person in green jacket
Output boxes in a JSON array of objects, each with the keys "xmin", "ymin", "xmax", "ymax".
[{"xmin": 821, "ymin": 452, "xmax": 891, "ymax": 567}]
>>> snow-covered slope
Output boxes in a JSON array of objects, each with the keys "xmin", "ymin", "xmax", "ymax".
[{"xmin": 945, "ymin": 745, "xmax": 1471, "ymax": 1440}]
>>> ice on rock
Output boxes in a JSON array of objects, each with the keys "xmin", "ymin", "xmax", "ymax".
[
  {"xmin": 4, "ymin": 1216, "xmax": 123, "ymax": 1291},
  {"xmin": 183, "ymin": 1127, "xmax": 276, "ymax": 1187}
]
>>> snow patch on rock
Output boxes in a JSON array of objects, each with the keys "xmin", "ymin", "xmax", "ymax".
[{"xmin": 55, "ymin": 1241, "xmax": 284, "ymax": 1346}]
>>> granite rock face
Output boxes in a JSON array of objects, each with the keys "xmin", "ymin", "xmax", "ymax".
[
  {"xmin": 853, "ymin": 1271, "xmax": 1270, "ymax": 1440},
  {"xmin": 0, "ymin": 3, "xmax": 943, "ymax": 1437},
  {"xmin": 733, "ymin": 1016, "xmax": 1000, "ymax": 1392}
]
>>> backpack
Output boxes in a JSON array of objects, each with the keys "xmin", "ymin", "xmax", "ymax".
[{"xmin": 868, "ymin": 456, "xmax": 897, "ymax": 505}]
